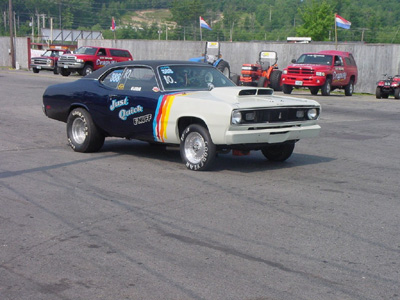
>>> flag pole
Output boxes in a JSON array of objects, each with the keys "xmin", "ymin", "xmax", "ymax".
[{"xmin": 334, "ymin": 13, "xmax": 338, "ymax": 50}]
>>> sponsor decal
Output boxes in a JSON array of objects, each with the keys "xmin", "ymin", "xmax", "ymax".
[
  {"xmin": 119, "ymin": 105, "xmax": 143, "ymax": 121},
  {"xmin": 133, "ymin": 114, "xmax": 152, "ymax": 125},
  {"xmin": 96, "ymin": 59, "xmax": 116, "ymax": 66},
  {"xmin": 131, "ymin": 87, "xmax": 142, "ymax": 91},
  {"xmin": 333, "ymin": 71, "xmax": 347, "ymax": 81},
  {"xmin": 109, "ymin": 96, "xmax": 129, "ymax": 111}
]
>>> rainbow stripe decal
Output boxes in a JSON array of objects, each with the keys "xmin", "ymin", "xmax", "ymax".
[{"xmin": 153, "ymin": 93, "xmax": 182, "ymax": 142}]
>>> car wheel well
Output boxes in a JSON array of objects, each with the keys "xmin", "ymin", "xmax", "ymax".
[{"xmin": 178, "ymin": 117, "xmax": 208, "ymax": 137}]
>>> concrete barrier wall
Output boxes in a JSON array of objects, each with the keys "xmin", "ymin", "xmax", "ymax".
[
  {"xmin": 2, "ymin": 36, "xmax": 399, "ymax": 94},
  {"xmin": 79, "ymin": 39, "xmax": 399, "ymax": 94}
]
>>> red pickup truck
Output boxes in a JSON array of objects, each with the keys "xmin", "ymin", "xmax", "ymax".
[
  {"xmin": 281, "ymin": 50, "xmax": 358, "ymax": 96},
  {"xmin": 30, "ymin": 48, "xmax": 70, "ymax": 74},
  {"xmin": 57, "ymin": 46, "xmax": 133, "ymax": 76}
]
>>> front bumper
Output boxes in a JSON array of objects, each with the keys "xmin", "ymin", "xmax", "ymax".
[
  {"xmin": 225, "ymin": 124, "xmax": 321, "ymax": 145},
  {"xmin": 31, "ymin": 63, "xmax": 54, "ymax": 70},
  {"xmin": 57, "ymin": 61, "xmax": 84, "ymax": 69},
  {"xmin": 281, "ymin": 75, "xmax": 326, "ymax": 87}
]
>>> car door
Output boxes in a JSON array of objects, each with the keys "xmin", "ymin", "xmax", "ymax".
[
  {"xmin": 98, "ymin": 66, "xmax": 160, "ymax": 140},
  {"xmin": 95, "ymin": 48, "xmax": 114, "ymax": 69},
  {"xmin": 332, "ymin": 55, "xmax": 347, "ymax": 86}
]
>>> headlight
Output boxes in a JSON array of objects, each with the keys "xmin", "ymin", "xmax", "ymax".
[
  {"xmin": 307, "ymin": 108, "xmax": 319, "ymax": 120},
  {"xmin": 47, "ymin": 59, "xmax": 52, "ymax": 64},
  {"xmin": 316, "ymin": 72, "xmax": 325, "ymax": 76},
  {"xmin": 76, "ymin": 59, "xmax": 84, "ymax": 63},
  {"xmin": 283, "ymin": 70, "xmax": 287, "ymax": 74},
  {"xmin": 231, "ymin": 110, "xmax": 242, "ymax": 124},
  {"xmin": 30, "ymin": 59, "xmax": 34, "ymax": 64}
]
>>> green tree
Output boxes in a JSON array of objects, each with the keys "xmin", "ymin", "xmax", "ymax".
[{"xmin": 296, "ymin": 0, "xmax": 334, "ymax": 41}]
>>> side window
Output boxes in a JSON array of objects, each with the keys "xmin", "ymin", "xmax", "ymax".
[
  {"xmin": 120, "ymin": 67, "xmax": 157, "ymax": 92},
  {"xmin": 101, "ymin": 68, "xmax": 125, "ymax": 89},
  {"xmin": 110, "ymin": 49, "xmax": 130, "ymax": 58},
  {"xmin": 334, "ymin": 56, "xmax": 343, "ymax": 66},
  {"xmin": 97, "ymin": 48, "xmax": 106, "ymax": 56}
]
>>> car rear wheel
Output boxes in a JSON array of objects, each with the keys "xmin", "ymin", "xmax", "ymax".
[
  {"xmin": 261, "ymin": 143, "xmax": 295, "ymax": 162},
  {"xmin": 321, "ymin": 78, "xmax": 331, "ymax": 96},
  {"xmin": 67, "ymin": 108, "xmax": 104, "ymax": 153},
  {"xmin": 180, "ymin": 124, "xmax": 216, "ymax": 171},
  {"xmin": 282, "ymin": 84, "xmax": 293, "ymax": 94},
  {"xmin": 345, "ymin": 79, "xmax": 354, "ymax": 96}
]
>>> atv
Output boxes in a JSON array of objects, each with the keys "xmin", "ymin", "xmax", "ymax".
[
  {"xmin": 376, "ymin": 74, "xmax": 400, "ymax": 99},
  {"xmin": 232, "ymin": 51, "xmax": 282, "ymax": 91},
  {"xmin": 189, "ymin": 41, "xmax": 230, "ymax": 78}
]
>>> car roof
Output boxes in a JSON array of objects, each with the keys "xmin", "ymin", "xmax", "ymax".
[
  {"xmin": 317, "ymin": 50, "xmax": 352, "ymax": 56},
  {"xmin": 85, "ymin": 60, "xmax": 210, "ymax": 79}
]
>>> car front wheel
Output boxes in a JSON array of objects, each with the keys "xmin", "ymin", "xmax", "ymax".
[
  {"xmin": 67, "ymin": 108, "xmax": 104, "ymax": 152},
  {"xmin": 321, "ymin": 78, "xmax": 331, "ymax": 96},
  {"xmin": 180, "ymin": 124, "xmax": 216, "ymax": 171},
  {"xmin": 82, "ymin": 65, "xmax": 93, "ymax": 76},
  {"xmin": 261, "ymin": 143, "xmax": 295, "ymax": 162}
]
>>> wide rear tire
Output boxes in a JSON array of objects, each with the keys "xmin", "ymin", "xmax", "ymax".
[
  {"xmin": 216, "ymin": 60, "xmax": 230, "ymax": 78},
  {"xmin": 269, "ymin": 70, "xmax": 282, "ymax": 91},
  {"xmin": 180, "ymin": 124, "xmax": 216, "ymax": 171},
  {"xmin": 257, "ymin": 77, "xmax": 267, "ymax": 88},
  {"xmin": 67, "ymin": 108, "xmax": 105, "ymax": 153}
]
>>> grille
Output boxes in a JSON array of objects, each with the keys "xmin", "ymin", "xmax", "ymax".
[
  {"xmin": 59, "ymin": 56, "xmax": 77, "ymax": 63},
  {"xmin": 241, "ymin": 107, "xmax": 318, "ymax": 124},
  {"xmin": 287, "ymin": 68, "xmax": 315, "ymax": 75},
  {"xmin": 32, "ymin": 58, "xmax": 48, "ymax": 65}
]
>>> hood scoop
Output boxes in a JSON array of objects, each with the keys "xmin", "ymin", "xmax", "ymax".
[{"xmin": 238, "ymin": 88, "xmax": 274, "ymax": 96}]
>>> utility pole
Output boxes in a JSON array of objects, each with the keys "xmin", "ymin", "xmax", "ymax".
[{"xmin": 9, "ymin": 0, "xmax": 15, "ymax": 68}]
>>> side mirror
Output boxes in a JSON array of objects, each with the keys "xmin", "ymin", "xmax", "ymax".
[{"xmin": 291, "ymin": 59, "xmax": 297, "ymax": 63}]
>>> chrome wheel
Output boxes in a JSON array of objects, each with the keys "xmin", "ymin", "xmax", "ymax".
[
  {"xmin": 71, "ymin": 117, "xmax": 86, "ymax": 144},
  {"xmin": 184, "ymin": 132, "xmax": 206, "ymax": 164}
]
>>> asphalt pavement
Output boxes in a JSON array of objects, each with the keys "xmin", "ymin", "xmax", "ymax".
[{"xmin": 1, "ymin": 69, "xmax": 399, "ymax": 300}]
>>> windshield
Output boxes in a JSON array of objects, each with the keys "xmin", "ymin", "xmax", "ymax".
[
  {"xmin": 42, "ymin": 50, "xmax": 63, "ymax": 57},
  {"xmin": 75, "ymin": 47, "xmax": 97, "ymax": 55},
  {"xmin": 158, "ymin": 65, "xmax": 235, "ymax": 91},
  {"xmin": 296, "ymin": 54, "xmax": 333, "ymax": 65}
]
